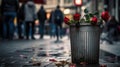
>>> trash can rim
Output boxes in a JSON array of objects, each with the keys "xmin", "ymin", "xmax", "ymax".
[{"xmin": 70, "ymin": 23, "xmax": 99, "ymax": 26}]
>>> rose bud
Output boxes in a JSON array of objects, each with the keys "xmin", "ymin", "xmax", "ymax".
[
  {"xmin": 64, "ymin": 17, "xmax": 70, "ymax": 25},
  {"xmin": 73, "ymin": 13, "xmax": 81, "ymax": 21},
  {"xmin": 91, "ymin": 16, "xmax": 98, "ymax": 25},
  {"xmin": 101, "ymin": 11, "xmax": 110, "ymax": 22}
]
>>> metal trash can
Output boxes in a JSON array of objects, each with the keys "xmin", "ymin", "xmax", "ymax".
[{"xmin": 70, "ymin": 23, "xmax": 101, "ymax": 64}]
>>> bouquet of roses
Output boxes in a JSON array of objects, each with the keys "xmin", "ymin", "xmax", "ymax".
[{"xmin": 64, "ymin": 9, "xmax": 110, "ymax": 28}]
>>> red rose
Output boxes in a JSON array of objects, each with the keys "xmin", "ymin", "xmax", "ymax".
[
  {"xmin": 101, "ymin": 11, "xmax": 110, "ymax": 22},
  {"xmin": 91, "ymin": 16, "xmax": 98, "ymax": 24},
  {"xmin": 64, "ymin": 17, "xmax": 70, "ymax": 24},
  {"xmin": 73, "ymin": 13, "xmax": 81, "ymax": 21}
]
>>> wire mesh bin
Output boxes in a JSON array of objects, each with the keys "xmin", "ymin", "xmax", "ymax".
[{"xmin": 70, "ymin": 23, "xmax": 101, "ymax": 64}]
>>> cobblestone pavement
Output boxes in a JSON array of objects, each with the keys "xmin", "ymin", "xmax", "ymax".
[{"xmin": 0, "ymin": 35, "xmax": 120, "ymax": 67}]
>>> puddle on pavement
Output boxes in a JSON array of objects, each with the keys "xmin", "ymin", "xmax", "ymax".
[
  {"xmin": 50, "ymin": 53, "xmax": 62, "ymax": 56},
  {"xmin": 37, "ymin": 53, "xmax": 47, "ymax": 57},
  {"xmin": 54, "ymin": 40, "xmax": 64, "ymax": 43},
  {"xmin": 54, "ymin": 47, "xmax": 64, "ymax": 50},
  {"xmin": 16, "ymin": 48, "xmax": 34, "ymax": 53},
  {"xmin": 37, "ymin": 51, "xmax": 63, "ymax": 57},
  {"xmin": 39, "ymin": 47, "xmax": 45, "ymax": 50}
]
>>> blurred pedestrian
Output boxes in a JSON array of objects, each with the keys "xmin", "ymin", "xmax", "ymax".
[
  {"xmin": 48, "ymin": 10, "xmax": 56, "ymax": 38},
  {"xmin": 0, "ymin": 18, "xmax": 2, "ymax": 39},
  {"xmin": 106, "ymin": 16, "xmax": 119, "ymax": 42},
  {"xmin": 0, "ymin": 5, "xmax": 2, "ymax": 39},
  {"xmin": 100, "ymin": 11, "xmax": 111, "ymax": 44},
  {"xmin": 37, "ymin": 5, "xmax": 47, "ymax": 39},
  {"xmin": 101, "ymin": 15, "xmax": 119, "ymax": 44},
  {"xmin": 1, "ymin": 0, "xmax": 19, "ymax": 39},
  {"xmin": 53, "ymin": 5, "xmax": 64, "ymax": 41},
  {"xmin": 17, "ymin": 3, "xmax": 26, "ymax": 39},
  {"xmin": 24, "ymin": 0, "xmax": 36, "ymax": 39}
]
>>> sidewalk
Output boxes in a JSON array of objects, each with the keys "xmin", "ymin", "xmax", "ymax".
[
  {"xmin": 100, "ymin": 40, "xmax": 120, "ymax": 63},
  {"xmin": 0, "ymin": 35, "xmax": 70, "ymax": 55},
  {"xmin": 0, "ymin": 35, "xmax": 120, "ymax": 67},
  {"xmin": 0, "ymin": 35, "xmax": 71, "ymax": 67}
]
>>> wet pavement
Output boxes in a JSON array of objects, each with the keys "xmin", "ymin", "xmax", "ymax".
[
  {"xmin": 0, "ymin": 35, "xmax": 120, "ymax": 67},
  {"xmin": 0, "ymin": 35, "xmax": 71, "ymax": 67}
]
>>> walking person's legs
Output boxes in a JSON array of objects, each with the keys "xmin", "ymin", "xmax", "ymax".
[
  {"xmin": 39, "ymin": 24, "xmax": 44, "ymax": 39},
  {"xmin": 2, "ymin": 15, "xmax": 9, "ymax": 39},
  {"xmin": 31, "ymin": 21, "xmax": 35, "ymax": 39},
  {"xmin": 0, "ymin": 17, "xmax": 2, "ymax": 39},
  {"xmin": 2, "ymin": 21, "xmax": 7, "ymax": 39},
  {"xmin": 59, "ymin": 24, "xmax": 63, "ymax": 39},
  {"xmin": 55, "ymin": 25, "xmax": 59, "ymax": 41},
  {"xmin": 9, "ymin": 17, "xmax": 15, "ymax": 39},
  {"xmin": 25, "ymin": 22, "xmax": 30, "ymax": 39},
  {"xmin": 18, "ymin": 21, "xmax": 23, "ymax": 39},
  {"xmin": 49, "ymin": 23, "xmax": 53, "ymax": 38},
  {"xmin": 106, "ymin": 29, "xmax": 114, "ymax": 44},
  {"xmin": 8, "ymin": 12, "xmax": 17, "ymax": 39}
]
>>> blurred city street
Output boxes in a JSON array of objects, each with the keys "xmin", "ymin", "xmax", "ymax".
[
  {"xmin": 0, "ymin": 0, "xmax": 120, "ymax": 67},
  {"xmin": 0, "ymin": 35, "xmax": 120, "ymax": 67}
]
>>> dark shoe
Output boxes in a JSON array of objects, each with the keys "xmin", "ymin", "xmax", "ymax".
[
  {"xmin": 26, "ymin": 37, "xmax": 29, "ymax": 40},
  {"xmin": 40, "ymin": 36, "xmax": 43, "ymax": 39},
  {"xmin": 108, "ymin": 41, "xmax": 113, "ymax": 44},
  {"xmin": 32, "ymin": 37, "xmax": 35, "ymax": 40},
  {"xmin": 106, "ymin": 40, "xmax": 113, "ymax": 44},
  {"xmin": 113, "ymin": 38, "xmax": 119, "ymax": 41},
  {"xmin": 19, "ymin": 36, "xmax": 24, "ymax": 39}
]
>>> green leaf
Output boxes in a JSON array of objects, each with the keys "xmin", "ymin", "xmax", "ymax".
[
  {"xmin": 85, "ymin": 19, "xmax": 90, "ymax": 23},
  {"xmin": 70, "ymin": 20, "xmax": 74, "ymax": 23},
  {"xmin": 84, "ymin": 8, "xmax": 89, "ymax": 13},
  {"xmin": 93, "ymin": 11, "xmax": 99, "ymax": 15},
  {"xmin": 85, "ymin": 14, "xmax": 89, "ymax": 19},
  {"xmin": 85, "ymin": 14, "xmax": 90, "ymax": 21},
  {"xmin": 80, "ymin": 18, "xmax": 85, "ymax": 22},
  {"xmin": 89, "ymin": 13, "xmax": 94, "ymax": 17}
]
